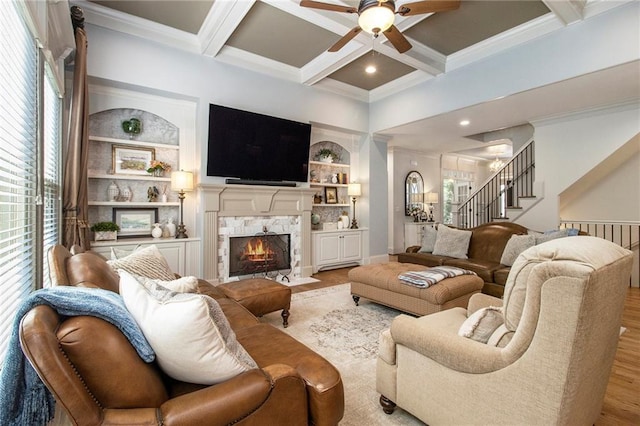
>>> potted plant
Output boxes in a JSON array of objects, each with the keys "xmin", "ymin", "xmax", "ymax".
[
  {"xmin": 315, "ymin": 148, "xmax": 340, "ymax": 163},
  {"xmin": 147, "ymin": 160, "xmax": 171, "ymax": 177},
  {"xmin": 90, "ymin": 221, "xmax": 120, "ymax": 241}
]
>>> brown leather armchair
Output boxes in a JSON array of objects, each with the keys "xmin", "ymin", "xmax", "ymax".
[{"xmin": 19, "ymin": 245, "xmax": 344, "ymax": 425}]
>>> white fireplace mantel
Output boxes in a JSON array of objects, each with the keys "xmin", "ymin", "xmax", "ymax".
[{"xmin": 199, "ymin": 184, "xmax": 317, "ymax": 281}]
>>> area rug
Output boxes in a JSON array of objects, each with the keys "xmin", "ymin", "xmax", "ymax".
[{"xmin": 260, "ymin": 284, "xmax": 424, "ymax": 425}]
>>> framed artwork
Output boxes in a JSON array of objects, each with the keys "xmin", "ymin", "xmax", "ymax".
[
  {"xmin": 113, "ymin": 145, "xmax": 155, "ymax": 175},
  {"xmin": 113, "ymin": 207, "xmax": 158, "ymax": 238},
  {"xmin": 324, "ymin": 186, "xmax": 338, "ymax": 204}
]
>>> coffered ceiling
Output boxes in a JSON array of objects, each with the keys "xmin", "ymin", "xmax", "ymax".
[
  {"xmin": 82, "ymin": 0, "xmax": 597, "ymax": 99},
  {"xmin": 78, "ymin": 0, "xmax": 638, "ymax": 159}
]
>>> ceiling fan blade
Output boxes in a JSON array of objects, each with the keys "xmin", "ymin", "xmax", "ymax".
[
  {"xmin": 397, "ymin": 0, "xmax": 461, "ymax": 16},
  {"xmin": 328, "ymin": 27, "xmax": 363, "ymax": 52},
  {"xmin": 299, "ymin": 0, "xmax": 357, "ymax": 14},
  {"xmin": 383, "ymin": 25, "xmax": 412, "ymax": 53}
]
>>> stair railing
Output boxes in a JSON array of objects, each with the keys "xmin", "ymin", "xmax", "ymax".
[
  {"xmin": 560, "ymin": 219, "xmax": 640, "ymax": 288},
  {"xmin": 458, "ymin": 139, "xmax": 535, "ymax": 229}
]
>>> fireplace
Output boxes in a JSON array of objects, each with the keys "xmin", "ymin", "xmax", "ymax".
[{"xmin": 228, "ymin": 232, "xmax": 291, "ymax": 279}]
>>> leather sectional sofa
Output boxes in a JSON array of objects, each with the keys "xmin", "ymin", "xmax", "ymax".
[
  {"xmin": 20, "ymin": 245, "xmax": 344, "ymax": 425},
  {"xmin": 397, "ymin": 222, "xmax": 530, "ymax": 297}
]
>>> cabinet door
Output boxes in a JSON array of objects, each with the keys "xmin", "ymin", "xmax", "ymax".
[
  {"xmin": 315, "ymin": 233, "xmax": 341, "ymax": 265},
  {"xmin": 341, "ymin": 232, "xmax": 362, "ymax": 262},
  {"xmin": 155, "ymin": 243, "xmax": 184, "ymax": 275}
]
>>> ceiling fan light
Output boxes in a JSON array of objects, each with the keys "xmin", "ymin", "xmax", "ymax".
[{"xmin": 358, "ymin": 3, "xmax": 395, "ymax": 35}]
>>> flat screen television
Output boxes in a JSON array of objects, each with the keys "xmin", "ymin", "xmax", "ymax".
[{"xmin": 206, "ymin": 104, "xmax": 311, "ymax": 184}]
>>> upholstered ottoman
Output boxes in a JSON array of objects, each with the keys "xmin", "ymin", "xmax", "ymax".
[
  {"xmin": 349, "ymin": 262, "xmax": 484, "ymax": 316},
  {"xmin": 218, "ymin": 278, "xmax": 292, "ymax": 327}
]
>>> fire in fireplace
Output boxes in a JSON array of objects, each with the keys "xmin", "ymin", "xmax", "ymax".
[{"xmin": 229, "ymin": 233, "xmax": 291, "ymax": 278}]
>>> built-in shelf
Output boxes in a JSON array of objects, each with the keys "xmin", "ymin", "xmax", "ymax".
[
  {"xmin": 89, "ymin": 135, "xmax": 179, "ymax": 150},
  {"xmin": 309, "ymin": 183, "xmax": 348, "ymax": 188},
  {"xmin": 308, "ymin": 160, "xmax": 350, "ymax": 168},
  {"xmin": 89, "ymin": 172, "xmax": 171, "ymax": 181},
  {"xmin": 88, "ymin": 201, "xmax": 179, "ymax": 207}
]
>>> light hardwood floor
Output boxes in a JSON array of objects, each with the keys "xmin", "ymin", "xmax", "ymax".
[{"xmin": 305, "ymin": 266, "xmax": 640, "ymax": 425}]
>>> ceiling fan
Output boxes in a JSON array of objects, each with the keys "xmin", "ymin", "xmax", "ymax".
[{"xmin": 300, "ymin": 0, "xmax": 460, "ymax": 53}]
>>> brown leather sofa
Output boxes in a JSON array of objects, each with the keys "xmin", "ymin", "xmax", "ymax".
[
  {"xmin": 20, "ymin": 245, "xmax": 344, "ymax": 425},
  {"xmin": 397, "ymin": 222, "xmax": 529, "ymax": 297}
]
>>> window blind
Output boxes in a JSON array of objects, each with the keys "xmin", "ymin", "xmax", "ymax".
[
  {"xmin": 0, "ymin": 0, "xmax": 39, "ymax": 361},
  {"xmin": 42, "ymin": 64, "xmax": 61, "ymax": 288}
]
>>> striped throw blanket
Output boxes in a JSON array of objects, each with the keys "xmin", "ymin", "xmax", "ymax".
[{"xmin": 398, "ymin": 266, "xmax": 477, "ymax": 288}]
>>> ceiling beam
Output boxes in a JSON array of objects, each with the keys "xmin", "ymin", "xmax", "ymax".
[
  {"xmin": 542, "ymin": 0, "xmax": 585, "ymax": 25},
  {"xmin": 199, "ymin": 0, "xmax": 256, "ymax": 57}
]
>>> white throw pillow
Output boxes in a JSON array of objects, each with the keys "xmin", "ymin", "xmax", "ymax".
[
  {"xmin": 432, "ymin": 225, "xmax": 472, "ymax": 259},
  {"xmin": 500, "ymin": 234, "xmax": 536, "ymax": 266},
  {"xmin": 418, "ymin": 226, "xmax": 437, "ymax": 253},
  {"xmin": 107, "ymin": 245, "xmax": 176, "ymax": 281},
  {"xmin": 458, "ymin": 306, "xmax": 504, "ymax": 343},
  {"xmin": 119, "ymin": 271, "xmax": 258, "ymax": 384},
  {"xmin": 134, "ymin": 274, "xmax": 199, "ymax": 293}
]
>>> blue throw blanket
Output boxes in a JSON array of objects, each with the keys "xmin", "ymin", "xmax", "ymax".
[{"xmin": 0, "ymin": 286, "xmax": 154, "ymax": 426}]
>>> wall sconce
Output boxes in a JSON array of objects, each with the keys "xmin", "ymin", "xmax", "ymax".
[
  {"xmin": 170, "ymin": 170, "xmax": 194, "ymax": 239},
  {"xmin": 425, "ymin": 192, "xmax": 439, "ymax": 222},
  {"xmin": 347, "ymin": 183, "xmax": 362, "ymax": 229}
]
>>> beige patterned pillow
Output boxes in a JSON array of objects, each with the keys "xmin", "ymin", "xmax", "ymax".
[
  {"xmin": 458, "ymin": 306, "xmax": 504, "ymax": 343},
  {"xmin": 432, "ymin": 225, "xmax": 472, "ymax": 259},
  {"xmin": 418, "ymin": 226, "xmax": 437, "ymax": 253},
  {"xmin": 107, "ymin": 245, "xmax": 175, "ymax": 281},
  {"xmin": 500, "ymin": 234, "xmax": 536, "ymax": 266}
]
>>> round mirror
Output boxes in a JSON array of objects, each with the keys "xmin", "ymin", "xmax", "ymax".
[{"xmin": 405, "ymin": 171, "xmax": 424, "ymax": 216}]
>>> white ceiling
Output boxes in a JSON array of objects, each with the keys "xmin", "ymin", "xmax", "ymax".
[{"xmin": 77, "ymin": 0, "xmax": 639, "ymax": 160}]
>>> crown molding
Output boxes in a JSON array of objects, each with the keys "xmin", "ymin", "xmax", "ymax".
[{"xmin": 75, "ymin": 0, "xmax": 201, "ymax": 54}]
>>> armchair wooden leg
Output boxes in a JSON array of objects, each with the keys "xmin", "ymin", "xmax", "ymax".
[
  {"xmin": 380, "ymin": 395, "xmax": 396, "ymax": 414},
  {"xmin": 352, "ymin": 295, "xmax": 360, "ymax": 306},
  {"xmin": 281, "ymin": 309, "xmax": 290, "ymax": 328}
]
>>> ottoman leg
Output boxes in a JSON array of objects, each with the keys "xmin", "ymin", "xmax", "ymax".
[
  {"xmin": 352, "ymin": 295, "xmax": 360, "ymax": 306},
  {"xmin": 281, "ymin": 309, "xmax": 290, "ymax": 328}
]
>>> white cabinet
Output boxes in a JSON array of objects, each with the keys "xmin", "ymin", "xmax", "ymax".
[
  {"xmin": 312, "ymin": 229, "xmax": 362, "ymax": 273},
  {"xmin": 404, "ymin": 222, "xmax": 435, "ymax": 248},
  {"xmin": 91, "ymin": 238, "xmax": 201, "ymax": 277}
]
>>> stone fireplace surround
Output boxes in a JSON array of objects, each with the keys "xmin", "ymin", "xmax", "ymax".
[{"xmin": 200, "ymin": 184, "xmax": 317, "ymax": 282}]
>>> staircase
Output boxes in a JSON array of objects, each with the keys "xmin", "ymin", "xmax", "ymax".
[{"xmin": 458, "ymin": 139, "xmax": 536, "ymax": 229}]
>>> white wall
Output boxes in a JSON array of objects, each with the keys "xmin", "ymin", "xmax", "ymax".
[
  {"xmin": 518, "ymin": 103, "xmax": 640, "ymax": 231},
  {"xmin": 84, "ymin": 24, "xmax": 370, "ymax": 184},
  {"xmin": 560, "ymin": 143, "xmax": 640, "ymax": 222},
  {"xmin": 369, "ymin": 1, "xmax": 640, "ymax": 133},
  {"xmin": 388, "ymin": 148, "xmax": 439, "ymax": 254}
]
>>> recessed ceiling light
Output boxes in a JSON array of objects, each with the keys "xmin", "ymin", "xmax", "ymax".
[
  {"xmin": 365, "ymin": 65, "xmax": 376, "ymax": 74},
  {"xmin": 459, "ymin": 120, "xmax": 470, "ymax": 126}
]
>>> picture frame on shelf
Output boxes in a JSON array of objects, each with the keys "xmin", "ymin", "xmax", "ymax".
[
  {"xmin": 113, "ymin": 145, "xmax": 155, "ymax": 175},
  {"xmin": 324, "ymin": 187, "xmax": 338, "ymax": 204},
  {"xmin": 113, "ymin": 207, "xmax": 158, "ymax": 238}
]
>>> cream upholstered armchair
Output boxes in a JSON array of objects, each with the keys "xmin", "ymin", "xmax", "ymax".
[{"xmin": 377, "ymin": 236, "xmax": 633, "ymax": 425}]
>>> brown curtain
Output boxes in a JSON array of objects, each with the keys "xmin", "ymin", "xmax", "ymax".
[{"xmin": 62, "ymin": 6, "xmax": 90, "ymax": 250}]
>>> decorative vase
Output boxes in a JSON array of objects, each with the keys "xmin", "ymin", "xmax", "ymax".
[
  {"xmin": 122, "ymin": 186, "xmax": 132, "ymax": 202},
  {"xmin": 161, "ymin": 194, "xmax": 168, "ymax": 203},
  {"xmin": 153, "ymin": 169, "xmax": 164, "ymax": 177},
  {"xmin": 340, "ymin": 213, "xmax": 349, "ymax": 228},
  {"xmin": 166, "ymin": 217, "xmax": 176, "ymax": 237},
  {"xmin": 151, "ymin": 223, "xmax": 163, "ymax": 239},
  {"xmin": 319, "ymin": 155, "xmax": 333, "ymax": 163},
  {"xmin": 107, "ymin": 181, "xmax": 120, "ymax": 201}
]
